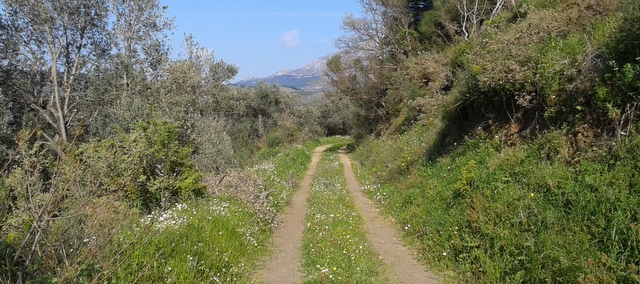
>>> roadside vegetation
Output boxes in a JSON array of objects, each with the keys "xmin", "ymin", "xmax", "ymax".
[
  {"xmin": 103, "ymin": 138, "xmax": 350, "ymax": 283},
  {"xmin": 354, "ymin": 128, "xmax": 640, "ymax": 282},
  {"xmin": 0, "ymin": 0, "xmax": 348, "ymax": 280}
]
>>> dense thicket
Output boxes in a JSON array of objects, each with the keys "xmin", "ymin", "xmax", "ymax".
[
  {"xmin": 329, "ymin": 0, "xmax": 640, "ymax": 142},
  {"xmin": 0, "ymin": 0, "xmax": 322, "ymax": 281}
]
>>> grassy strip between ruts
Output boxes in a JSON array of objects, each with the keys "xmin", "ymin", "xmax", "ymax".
[
  {"xmin": 302, "ymin": 152, "xmax": 389, "ymax": 284},
  {"xmin": 102, "ymin": 137, "xmax": 349, "ymax": 283}
]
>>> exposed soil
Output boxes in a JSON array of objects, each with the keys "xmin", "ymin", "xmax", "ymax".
[
  {"xmin": 254, "ymin": 145, "xmax": 329, "ymax": 284},
  {"xmin": 255, "ymin": 146, "xmax": 440, "ymax": 283},
  {"xmin": 339, "ymin": 150, "xmax": 440, "ymax": 284}
]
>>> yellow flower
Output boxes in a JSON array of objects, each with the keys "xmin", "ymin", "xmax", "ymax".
[
  {"xmin": 333, "ymin": 267, "xmax": 337, "ymax": 271},
  {"xmin": 530, "ymin": 193, "xmax": 535, "ymax": 197}
]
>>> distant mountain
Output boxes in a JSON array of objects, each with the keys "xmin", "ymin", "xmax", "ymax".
[{"xmin": 234, "ymin": 53, "xmax": 335, "ymax": 91}]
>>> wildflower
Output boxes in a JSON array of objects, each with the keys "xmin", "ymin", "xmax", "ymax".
[{"xmin": 530, "ymin": 193, "xmax": 535, "ymax": 197}]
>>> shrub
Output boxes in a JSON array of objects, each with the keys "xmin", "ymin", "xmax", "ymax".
[
  {"xmin": 189, "ymin": 117, "xmax": 237, "ymax": 173},
  {"xmin": 311, "ymin": 96, "xmax": 355, "ymax": 136},
  {"xmin": 0, "ymin": 129, "xmax": 143, "ymax": 282},
  {"xmin": 79, "ymin": 118, "xmax": 205, "ymax": 211},
  {"xmin": 455, "ymin": 1, "xmax": 619, "ymax": 133}
]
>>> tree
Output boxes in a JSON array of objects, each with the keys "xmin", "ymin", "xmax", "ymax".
[
  {"xmin": 82, "ymin": 0, "xmax": 174, "ymax": 138},
  {"xmin": 0, "ymin": 13, "xmax": 21, "ymax": 163},
  {"xmin": 109, "ymin": 0, "xmax": 174, "ymax": 88},
  {"xmin": 336, "ymin": 0, "xmax": 414, "ymax": 60},
  {"xmin": 2, "ymin": 0, "xmax": 109, "ymax": 149},
  {"xmin": 455, "ymin": 0, "xmax": 515, "ymax": 40},
  {"xmin": 331, "ymin": 0, "xmax": 414, "ymax": 138}
]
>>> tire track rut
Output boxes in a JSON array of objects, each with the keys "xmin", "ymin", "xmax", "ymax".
[
  {"xmin": 339, "ymin": 150, "xmax": 440, "ymax": 284},
  {"xmin": 255, "ymin": 145, "xmax": 329, "ymax": 284},
  {"xmin": 255, "ymin": 146, "xmax": 440, "ymax": 283}
]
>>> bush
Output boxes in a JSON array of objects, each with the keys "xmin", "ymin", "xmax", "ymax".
[
  {"xmin": 79, "ymin": 118, "xmax": 205, "ymax": 211},
  {"xmin": 189, "ymin": 117, "xmax": 237, "ymax": 173},
  {"xmin": 311, "ymin": 96, "xmax": 355, "ymax": 136},
  {"xmin": 0, "ymin": 129, "xmax": 143, "ymax": 282},
  {"xmin": 454, "ymin": 1, "xmax": 619, "ymax": 133}
]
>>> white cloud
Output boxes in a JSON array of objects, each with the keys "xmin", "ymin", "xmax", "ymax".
[{"xmin": 280, "ymin": 30, "xmax": 301, "ymax": 48}]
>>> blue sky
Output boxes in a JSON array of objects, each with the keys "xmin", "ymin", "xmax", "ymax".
[{"xmin": 160, "ymin": 0, "xmax": 362, "ymax": 82}]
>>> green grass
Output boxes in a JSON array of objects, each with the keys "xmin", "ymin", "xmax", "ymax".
[
  {"xmin": 302, "ymin": 153, "xmax": 388, "ymax": 283},
  {"xmin": 98, "ymin": 139, "xmax": 351, "ymax": 283},
  {"xmin": 352, "ymin": 129, "xmax": 640, "ymax": 283},
  {"xmin": 304, "ymin": 136, "xmax": 353, "ymax": 152},
  {"xmin": 106, "ymin": 197, "xmax": 269, "ymax": 283}
]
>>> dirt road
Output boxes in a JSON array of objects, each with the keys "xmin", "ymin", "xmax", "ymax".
[
  {"xmin": 255, "ymin": 145, "xmax": 329, "ymax": 284},
  {"xmin": 255, "ymin": 146, "xmax": 440, "ymax": 283}
]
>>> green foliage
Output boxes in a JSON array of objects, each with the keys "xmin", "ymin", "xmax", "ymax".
[
  {"xmin": 0, "ymin": 129, "xmax": 145, "ymax": 282},
  {"xmin": 304, "ymin": 136, "xmax": 353, "ymax": 152},
  {"xmin": 210, "ymin": 84, "xmax": 317, "ymax": 165},
  {"xmin": 189, "ymin": 116, "xmax": 237, "ymax": 173},
  {"xmin": 354, "ymin": 123, "xmax": 444, "ymax": 181},
  {"xmin": 0, "ymin": 134, "xmax": 336, "ymax": 282},
  {"xmin": 0, "ymin": 0, "xmax": 319, "ymax": 281},
  {"xmin": 414, "ymin": 1, "xmax": 455, "ymax": 48},
  {"xmin": 265, "ymin": 129, "xmax": 287, "ymax": 148},
  {"xmin": 353, "ymin": 131, "xmax": 640, "ymax": 282},
  {"xmin": 101, "ymin": 139, "xmax": 346, "ymax": 282},
  {"xmin": 0, "ymin": 92, "xmax": 17, "ymax": 165},
  {"xmin": 311, "ymin": 96, "xmax": 356, "ymax": 136},
  {"xmin": 440, "ymin": 0, "xmax": 634, "ymax": 134},
  {"xmin": 594, "ymin": 0, "xmax": 640, "ymax": 129},
  {"xmin": 325, "ymin": 53, "xmax": 396, "ymax": 141},
  {"xmin": 79, "ymin": 118, "xmax": 204, "ymax": 211}
]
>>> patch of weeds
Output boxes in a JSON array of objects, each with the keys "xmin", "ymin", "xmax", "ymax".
[
  {"xmin": 302, "ymin": 153, "xmax": 388, "ymax": 283},
  {"xmin": 107, "ymin": 197, "xmax": 269, "ymax": 283}
]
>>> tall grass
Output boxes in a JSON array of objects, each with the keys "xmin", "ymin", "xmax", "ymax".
[
  {"xmin": 107, "ymin": 197, "xmax": 269, "ymax": 283},
  {"xmin": 353, "ymin": 128, "xmax": 640, "ymax": 282}
]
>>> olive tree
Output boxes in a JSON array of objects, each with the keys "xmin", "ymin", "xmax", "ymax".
[{"xmin": 2, "ymin": 0, "xmax": 110, "ymax": 149}]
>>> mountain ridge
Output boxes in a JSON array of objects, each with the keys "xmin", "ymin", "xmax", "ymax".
[{"xmin": 234, "ymin": 53, "xmax": 336, "ymax": 91}]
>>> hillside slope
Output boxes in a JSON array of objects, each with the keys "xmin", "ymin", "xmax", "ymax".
[{"xmin": 338, "ymin": 0, "xmax": 640, "ymax": 282}]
